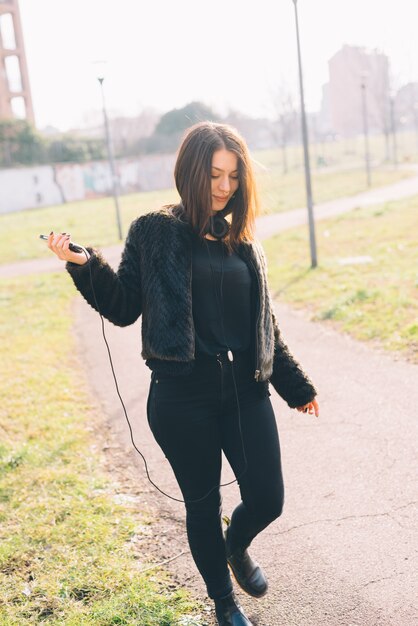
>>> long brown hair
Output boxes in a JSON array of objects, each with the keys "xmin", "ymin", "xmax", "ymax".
[{"xmin": 169, "ymin": 121, "xmax": 259, "ymax": 251}]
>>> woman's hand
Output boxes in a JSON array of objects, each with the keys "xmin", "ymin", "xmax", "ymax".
[
  {"xmin": 296, "ymin": 398, "xmax": 319, "ymax": 417},
  {"xmin": 47, "ymin": 231, "xmax": 89, "ymax": 266}
]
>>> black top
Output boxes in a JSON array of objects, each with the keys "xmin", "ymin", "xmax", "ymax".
[{"xmin": 191, "ymin": 234, "xmax": 252, "ymax": 356}]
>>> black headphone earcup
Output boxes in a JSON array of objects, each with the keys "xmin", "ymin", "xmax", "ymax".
[{"xmin": 208, "ymin": 214, "xmax": 230, "ymax": 239}]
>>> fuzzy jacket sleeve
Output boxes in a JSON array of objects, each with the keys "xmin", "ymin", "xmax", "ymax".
[
  {"xmin": 268, "ymin": 310, "xmax": 318, "ymax": 408},
  {"xmin": 65, "ymin": 220, "xmax": 142, "ymax": 327}
]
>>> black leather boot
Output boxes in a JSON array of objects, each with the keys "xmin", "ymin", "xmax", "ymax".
[
  {"xmin": 224, "ymin": 520, "xmax": 268, "ymax": 598},
  {"xmin": 214, "ymin": 591, "xmax": 253, "ymax": 626}
]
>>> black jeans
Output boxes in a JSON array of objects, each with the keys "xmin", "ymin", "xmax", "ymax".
[{"xmin": 146, "ymin": 349, "xmax": 284, "ymax": 599}]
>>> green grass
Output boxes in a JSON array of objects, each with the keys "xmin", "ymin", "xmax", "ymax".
[
  {"xmin": 254, "ymin": 130, "xmax": 418, "ymax": 171},
  {"xmin": 0, "ymin": 188, "xmax": 178, "ymax": 265},
  {"xmin": 0, "ymin": 273, "xmax": 205, "ymax": 625},
  {"xmin": 255, "ymin": 163, "xmax": 412, "ymax": 215},
  {"xmin": 0, "ymin": 151, "xmax": 415, "ymax": 265},
  {"xmin": 264, "ymin": 195, "xmax": 418, "ymax": 362}
]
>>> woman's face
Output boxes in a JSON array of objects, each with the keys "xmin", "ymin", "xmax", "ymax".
[{"xmin": 210, "ymin": 149, "xmax": 240, "ymax": 213}]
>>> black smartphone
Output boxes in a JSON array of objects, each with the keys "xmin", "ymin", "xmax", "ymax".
[{"xmin": 39, "ymin": 234, "xmax": 83, "ymax": 254}]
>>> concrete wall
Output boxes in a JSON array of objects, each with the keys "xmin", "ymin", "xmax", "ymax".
[{"xmin": 0, "ymin": 153, "xmax": 176, "ymax": 214}]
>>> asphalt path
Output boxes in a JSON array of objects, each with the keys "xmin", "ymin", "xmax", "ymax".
[
  {"xmin": 4, "ymin": 174, "xmax": 418, "ymax": 624},
  {"xmin": 3, "ymin": 164, "xmax": 418, "ymax": 279},
  {"xmin": 72, "ymin": 258, "xmax": 417, "ymax": 624}
]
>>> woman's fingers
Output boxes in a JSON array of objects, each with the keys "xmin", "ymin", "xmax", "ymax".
[
  {"xmin": 62, "ymin": 234, "xmax": 71, "ymax": 253},
  {"xmin": 48, "ymin": 232, "xmax": 66, "ymax": 248},
  {"xmin": 306, "ymin": 400, "xmax": 320, "ymax": 417},
  {"xmin": 47, "ymin": 231, "xmax": 88, "ymax": 265},
  {"xmin": 296, "ymin": 398, "xmax": 320, "ymax": 417},
  {"xmin": 50, "ymin": 232, "xmax": 70, "ymax": 259}
]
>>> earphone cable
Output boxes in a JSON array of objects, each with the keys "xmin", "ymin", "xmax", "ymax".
[
  {"xmin": 83, "ymin": 245, "xmax": 244, "ymax": 504},
  {"xmin": 204, "ymin": 238, "xmax": 249, "ymax": 483}
]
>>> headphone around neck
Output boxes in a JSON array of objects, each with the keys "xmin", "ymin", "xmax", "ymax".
[
  {"xmin": 205, "ymin": 211, "xmax": 230, "ymax": 240},
  {"xmin": 177, "ymin": 201, "xmax": 231, "ymax": 241}
]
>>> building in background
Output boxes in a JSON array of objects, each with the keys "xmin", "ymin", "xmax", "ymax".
[
  {"xmin": 0, "ymin": 0, "xmax": 34, "ymax": 123},
  {"xmin": 395, "ymin": 82, "xmax": 418, "ymax": 131},
  {"xmin": 317, "ymin": 82, "xmax": 333, "ymax": 137},
  {"xmin": 321, "ymin": 45, "xmax": 390, "ymax": 138}
]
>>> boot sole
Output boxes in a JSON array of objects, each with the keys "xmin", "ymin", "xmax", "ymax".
[
  {"xmin": 227, "ymin": 562, "xmax": 268, "ymax": 598},
  {"xmin": 223, "ymin": 518, "xmax": 268, "ymax": 599}
]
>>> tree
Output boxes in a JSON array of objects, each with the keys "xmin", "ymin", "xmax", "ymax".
[
  {"xmin": 366, "ymin": 51, "xmax": 391, "ymax": 161},
  {"xmin": 155, "ymin": 101, "xmax": 218, "ymax": 135},
  {"xmin": 267, "ymin": 80, "xmax": 298, "ymax": 174},
  {"xmin": 142, "ymin": 101, "xmax": 220, "ymax": 154},
  {"xmin": 0, "ymin": 119, "xmax": 45, "ymax": 166},
  {"xmin": 46, "ymin": 136, "xmax": 105, "ymax": 163},
  {"xmin": 0, "ymin": 119, "xmax": 107, "ymax": 166}
]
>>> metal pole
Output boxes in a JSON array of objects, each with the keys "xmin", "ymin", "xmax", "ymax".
[
  {"xmin": 98, "ymin": 77, "xmax": 123, "ymax": 240},
  {"xmin": 390, "ymin": 96, "xmax": 398, "ymax": 168},
  {"xmin": 360, "ymin": 78, "xmax": 371, "ymax": 187},
  {"xmin": 292, "ymin": 0, "xmax": 317, "ymax": 268},
  {"xmin": 412, "ymin": 84, "xmax": 418, "ymax": 158},
  {"xmin": 414, "ymin": 103, "xmax": 418, "ymax": 158}
]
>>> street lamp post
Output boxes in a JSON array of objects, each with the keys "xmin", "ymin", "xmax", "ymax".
[
  {"xmin": 97, "ymin": 74, "xmax": 123, "ymax": 240},
  {"xmin": 413, "ymin": 101, "xmax": 418, "ymax": 158},
  {"xmin": 291, "ymin": 0, "xmax": 317, "ymax": 268},
  {"xmin": 390, "ymin": 94, "xmax": 398, "ymax": 168},
  {"xmin": 360, "ymin": 73, "xmax": 371, "ymax": 187}
]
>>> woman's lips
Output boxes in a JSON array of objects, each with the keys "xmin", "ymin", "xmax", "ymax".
[{"xmin": 214, "ymin": 196, "xmax": 229, "ymax": 202}]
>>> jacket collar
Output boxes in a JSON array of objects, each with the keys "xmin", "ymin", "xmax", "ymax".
[{"xmin": 168, "ymin": 202, "xmax": 254, "ymax": 260}]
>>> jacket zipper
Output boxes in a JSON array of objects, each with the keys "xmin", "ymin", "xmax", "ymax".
[
  {"xmin": 249, "ymin": 258, "xmax": 261, "ymax": 381},
  {"xmin": 190, "ymin": 244, "xmax": 196, "ymax": 357},
  {"xmin": 216, "ymin": 353, "xmax": 223, "ymax": 405}
]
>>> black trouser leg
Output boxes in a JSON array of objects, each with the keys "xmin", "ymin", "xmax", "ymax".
[
  {"xmin": 147, "ymin": 369, "xmax": 232, "ymax": 599},
  {"xmin": 146, "ymin": 351, "xmax": 284, "ymax": 599},
  {"xmin": 221, "ymin": 395, "xmax": 284, "ymax": 554}
]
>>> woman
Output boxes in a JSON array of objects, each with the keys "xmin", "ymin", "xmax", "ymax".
[{"xmin": 47, "ymin": 121, "xmax": 319, "ymax": 626}]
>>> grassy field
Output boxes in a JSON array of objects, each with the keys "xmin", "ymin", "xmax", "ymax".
[
  {"xmin": 1, "ymin": 146, "xmax": 417, "ymax": 625},
  {"xmin": 0, "ymin": 188, "xmax": 176, "ymax": 266},
  {"xmin": 256, "ymin": 129, "xmax": 418, "ymax": 173},
  {"xmin": 255, "ymin": 163, "xmax": 412, "ymax": 215},
  {"xmin": 0, "ymin": 273, "xmax": 204, "ymax": 625},
  {"xmin": 0, "ymin": 155, "xmax": 415, "ymax": 265},
  {"xmin": 264, "ymin": 195, "xmax": 418, "ymax": 363}
]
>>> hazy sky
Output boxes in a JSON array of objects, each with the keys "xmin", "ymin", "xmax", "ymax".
[{"xmin": 19, "ymin": 0, "xmax": 418, "ymax": 131}]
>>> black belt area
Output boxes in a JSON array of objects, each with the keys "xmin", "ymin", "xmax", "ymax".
[{"xmin": 195, "ymin": 348, "xmax": 251, "ymax": 365}]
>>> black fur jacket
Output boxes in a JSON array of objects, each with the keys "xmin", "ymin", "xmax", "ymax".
[{"xmin": 66, "ymin": 204, "xmax": 317, "ymax": 408}]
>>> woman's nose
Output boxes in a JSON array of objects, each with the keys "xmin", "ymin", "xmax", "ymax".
[{"xmin": 219, "ymin": 176, "xmax": 230, "ymax": 192}]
